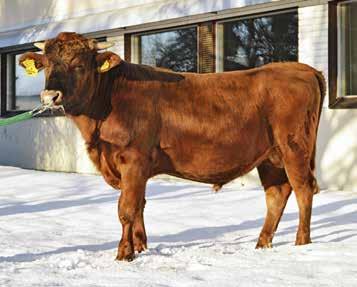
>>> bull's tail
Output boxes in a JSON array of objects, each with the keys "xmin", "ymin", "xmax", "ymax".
[
  {"xmin": 310, "ymin": 70, "xmax": 326, "ymax": 193},
  {"xmin": 314, "ymin": 70, "xmax": 326, "ymax": 123}
]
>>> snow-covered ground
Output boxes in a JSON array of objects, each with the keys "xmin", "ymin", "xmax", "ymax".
[{"xmin": 0, "ymin": 166, "xmax": 357, "ymax": 287}]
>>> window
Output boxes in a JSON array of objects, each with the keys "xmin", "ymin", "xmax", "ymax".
[
  {"xmin": 329, "ymin": 0, "xmax": 357, "ymax": 108},
  {"xmin": 13, "ymin": 53, "xmax": 45, "ymax": 111},
  {"xmin": 132, "ymin": 26, "xmax": 198, "ymax": 72},
  {"xmin": 217, "ymin": 11, "xmax": 298, "ymax": 71}
]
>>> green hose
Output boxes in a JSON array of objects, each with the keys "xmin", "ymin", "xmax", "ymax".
[{"xmin": 0, "ymin": 111, "xmax": 34, "ymax": 126}]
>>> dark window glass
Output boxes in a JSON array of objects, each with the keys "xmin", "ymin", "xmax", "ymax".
[
  {"xmin": 3, "ymin": 54, "xmax": 45, "ymax": 112},
  {"xmin": 139, "ymin": 27, "xmax": 197, "ymax": 72},
  {"xmin": 223, "ymin": 12, "xmax": 298, "ymax": 71},
  {"xmin": 338, "ymin": 2, "xmax": 357, "ymax": 96}
]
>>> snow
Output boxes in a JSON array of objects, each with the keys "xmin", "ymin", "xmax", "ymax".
[{"xmin": 0, "ymin": 166, "xmax": 357, "ymax": 286}]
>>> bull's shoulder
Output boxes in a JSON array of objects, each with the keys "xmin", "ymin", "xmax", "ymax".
[{"xmin": 99, "ymin": 116, "xmax": 131, "ymax": 148}]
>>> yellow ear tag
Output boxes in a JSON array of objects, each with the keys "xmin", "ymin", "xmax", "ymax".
[
  {"xmin": 100, "ymin": 60, "xmax": 110, "ymax": 72},
  {"xmin": 23, "ymin": 59, "xmax": 38, "ymax": 76}
]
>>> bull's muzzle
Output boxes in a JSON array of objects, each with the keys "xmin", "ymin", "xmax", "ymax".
[{"xmin": 40, "ymin": 90, "xmax": 63, "ymax": 106}]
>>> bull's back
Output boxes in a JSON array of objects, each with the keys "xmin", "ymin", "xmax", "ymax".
[{"xmin": 155, "ymin": 62, "xmax": 322, "ymax": 183}]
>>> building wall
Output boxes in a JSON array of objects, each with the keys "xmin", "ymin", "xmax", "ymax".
[
  {"xmin": 0, "ymin": 0, "xmax": 278, "ymax": 47},
  {"xmin": 0, "ymin": 1, "xmax": 356, "ymax": 190},
  {"xmin": 300, "ymin": 4, "xmax": 356, "ymax": 191}
]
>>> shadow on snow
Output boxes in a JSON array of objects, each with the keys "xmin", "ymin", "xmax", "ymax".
[{"xmin": 1, "ymin": 196, "xmax": 357, "ymax": 263}]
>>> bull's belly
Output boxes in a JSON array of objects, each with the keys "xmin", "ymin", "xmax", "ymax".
[{"xmin": 158, "ymin": 144, "xmax": 270, "ymax": 184}]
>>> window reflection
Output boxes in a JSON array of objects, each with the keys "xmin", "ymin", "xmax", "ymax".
[
  {"xmin": 223, "ymin": 12, "xmax": 298, "ymax": 71},
  {"xmin": 139, "ymin": 27, "xmax": 197, "ymax": 72}
]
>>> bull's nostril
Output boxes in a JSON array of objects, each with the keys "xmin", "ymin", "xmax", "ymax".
[
  {"xmin": 40, "ymin": 90, "xmax": 62, "ymax": 106},
  {"xmin": 53, "ymin": 91, "xmax": 63, "ymax": 103}
]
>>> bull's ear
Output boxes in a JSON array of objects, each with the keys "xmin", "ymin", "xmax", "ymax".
[
  {"xmin": 19, "ymin": 52, "xmax": 45, "ymax": 76},
  {"xmin": 96, "ymin": 52, "xmax": 121, "ymax": 73}
]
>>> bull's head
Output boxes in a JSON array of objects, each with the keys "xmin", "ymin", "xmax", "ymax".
[{"xmin": 18, "ymin": 32, "xmax": 121, "ymax": 116}]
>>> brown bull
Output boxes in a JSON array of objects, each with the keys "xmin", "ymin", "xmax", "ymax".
[{"xmin": 19, "ymin": 32, "xmax": 325, "ymax": 261}]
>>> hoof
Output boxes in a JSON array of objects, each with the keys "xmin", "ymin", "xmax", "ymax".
[
  {"xmin": 116, "ymin": 241, "xmax": 135, "ymax": 261},
  {"xmin": 255, "ymin": 241, "xmax": 273, "ymax": 249},
  {"xmin": 134, "ymin": 242, "xmax": 147, "ymax": 254},
  {"xmin": 295, "ymin": 232, "xmax": 312, "ymax": 245},
  {"xmin": 133, "ymin": 231, "xmax": 147, "ymax": 253},
  {"xmin": 295, "ymin": 238, "xmax": 312, "ymax": 246},
  {"xmin": 115, "ymin": 253, "xmax": 135, "ymax": 262},
  {"xmin": 256, "ymin": 233, "xmax": 273, "ymax": 249}
]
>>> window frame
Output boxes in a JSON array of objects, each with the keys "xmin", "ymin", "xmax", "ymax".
[
  {"xmin": 130, "ymin": 24, "xmax": 200, "ymax": 73},
  {"xmin": 0, "ymin": 43, "xmax": 39, "ymax": 117},
  {"xmin": 215, "ymin": 8, "xmax": 299, "ymax": 72},
  {"xmin": 329, "ymin": 0, "xmax": 357, "ymax": 108}
]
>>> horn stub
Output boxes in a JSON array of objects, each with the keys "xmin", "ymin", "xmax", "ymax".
[
  {"xmin": 95, "ymin": 41, "xmax": 115, "ymax": 50},
  {"xmin": 34, "ymin": 42, "xmax": 45, "ymax": 51}
]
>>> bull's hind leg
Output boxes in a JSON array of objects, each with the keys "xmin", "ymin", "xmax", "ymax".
[
  {"xmin": 256, "ymin": 160, "xmax": 292, "ymax": 248},
  {"xmin": 310, "ymin": 143, "xmax": 320, "ymax": 195},
  {"xmin": 278, "ymin": 134, "xmax": 318, "ymax": 245}
]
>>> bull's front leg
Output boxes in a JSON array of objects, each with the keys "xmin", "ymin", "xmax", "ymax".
[
  {"xmin": 133, "ymin": 198, "xmax": 147, "ymax": 253},
  {"xmin": 116, "ymin": 156, "xmax": 149, "ymax": 261}
]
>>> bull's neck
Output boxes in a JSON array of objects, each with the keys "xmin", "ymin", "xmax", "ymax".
[
  {"xmin": 72, "ymin": 71, "xmax": 116, "ymax": 120},
  {"xmin": 67, "ymin": 71, "xmax": 126, "ymax": 145},
  {"xmin": 92, "ymin": 74, "xmax": 113, "ymax": 119}
]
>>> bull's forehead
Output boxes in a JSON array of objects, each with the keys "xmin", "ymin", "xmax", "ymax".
[
  {"xmin": 44, "ymin": 33, "xmax": 94, "ymax": 62},
  {"xmin": 45, "ymin": 39, "xmax": 92, "ymax": 59}
]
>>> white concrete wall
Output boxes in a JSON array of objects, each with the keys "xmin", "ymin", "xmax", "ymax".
[
  {"xmin": 299, "ymin": 4, "xmax": 329, "ymax": 102},
  {"xmin": 298, "ymin": 4, "xmax": 356, "ymax": 191},
  {"xmin": 0, "ymin": 117, "xmax": 96, "ymax": 173}
]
